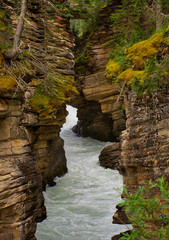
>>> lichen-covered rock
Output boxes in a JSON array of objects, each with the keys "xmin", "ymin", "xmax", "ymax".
[{"xmin": 106, "ymin": 28, "xmax": 169, "ymax": 88}]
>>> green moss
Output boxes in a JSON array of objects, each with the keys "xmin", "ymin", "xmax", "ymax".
[
  {"xmin": 29, "ymin": 73, "xmax": 78, "ymax": 119},
  {"xmin": 0, "ymin": 10, "xmax": 6, "ymax": 20},
  {"xmin": 0, "ymin": 48, "xmax": 16, "ymax": 93},
  {"xmin": 0, "ymin": 20, "xmax": 6, "ymax": 32},
  {"xmin": 0, "ymin": 75, "xmax": 16, "ymax": 92},
  {"xmin": 0, "ymin": 9, "xmax": 13, "ymax": 49},
  {"xmin": 118, "ymin": 69, "xmax": 148, "ymax": 85},
  {"xmin": 106, "ymin": 28, "xmax": 169, "ymax": 94},
  {"xmin": 75, "ymin": 41, "xmax": 91, "ymax": 74},
  {"xmin": 126, "ymin": 33, "xmax": 164, "ymax": 70},
  {"xmin": 75, "ymin": 52, "xmax": 88, "ymax": 65},
  {"xmin": 29, "ymin": 87, "xmax": 54, "ymax": 120},
  {"xmin": 106, "ymin": 59, "xmax": 122, "ymax": 81},
  {"xmin": 57, "ymin": 58, "xmax": 69, "ymax": 67}
]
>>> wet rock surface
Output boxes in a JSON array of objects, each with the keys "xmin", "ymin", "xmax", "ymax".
[{"xmin": 99, "ymin": 143, "xmax": 120, "ymax": 170}]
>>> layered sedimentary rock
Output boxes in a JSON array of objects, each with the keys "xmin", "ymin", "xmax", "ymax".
[
  {"xmin": 120, "ymin": 89, "xmax": 169, "ymax": 193},
  {"xmin": 0, "ymin": 0, "xmax": 75, "ymax": 239},
  {"xmin": 73, "ymin": 3, "xmax": 126, "ymax": 141},
  {"xmin": 100, "ymin": 28, "xmax": 169, "ymax": 192},
  {"xmin": 110, "ymin": 88, "xmax": 169, "ymax": 237},
  {"xmin": 99, "ymin": 88, "xmax": 169, "ymax": 237},
  {"xmin": 99, "ymin": 143, "xmax": 120, "ymax": 170},
  {"xmin": 99, "ymin": 28, "xmax": 169, "ymax": 237},
  {"xmin": 0, "ymin": 98, "xmax": 46, "ymax": 240}
]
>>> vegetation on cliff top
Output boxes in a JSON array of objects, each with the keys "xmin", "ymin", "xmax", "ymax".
[
  {"xmin": 106, "ymin": 27, "xmax": 169, "ymax": 95},
  {"xmin": 104, "ymin": 0, "xmax": 169, "ymax": 95},
  {"xmin": 0, "ymin": 7, "xmax": 17, "ymax": 93}
]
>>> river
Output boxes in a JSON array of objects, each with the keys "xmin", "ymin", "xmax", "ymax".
[{"xmin": 36, "ymin": 105, "xmax": 127, "ymax": 240}]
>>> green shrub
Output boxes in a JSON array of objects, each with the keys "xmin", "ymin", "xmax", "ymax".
[{"xmin": 119, "ymin": 177, "xmax": 169, "ymax": 240}]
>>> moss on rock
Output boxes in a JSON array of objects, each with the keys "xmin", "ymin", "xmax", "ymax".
[
  {"xmin": 29, "ymin": 74, "xmax": 78, "ymax": 120},
  {"xmin": 118, "ymin": 69, "xmax": 148, "ymax": 85},
  {"xmin": 29, "ymin": 89, "xmax": 54, "ymax": 120},
  {"xmin": 0, "ymin": 75, "xmax": 16, "ymax": 92},
  {"xmin": 106, "ymin": 27, "xmax": 169, "ymax": 92},
  {"xmin": 106, "ymin": 59, "xmax": 122, "ymax": 81},
  {"xmin": 126, "ymin": 33, "xmax": 164, "ymax": 70}
]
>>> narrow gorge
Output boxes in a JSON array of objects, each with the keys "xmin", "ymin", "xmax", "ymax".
[{"xmin": 0, "ymin": 0, "xmax": 169, "ymax": 240}]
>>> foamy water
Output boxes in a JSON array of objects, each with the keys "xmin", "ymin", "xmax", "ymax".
[{"xmin": 36, "ymin": 105, "xmax": 127, "ymax": 240}]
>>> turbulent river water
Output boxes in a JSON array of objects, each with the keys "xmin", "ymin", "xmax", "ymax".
[{"xmin": 36, "ymin": 105, "xmax": 127, "ymax": 240}]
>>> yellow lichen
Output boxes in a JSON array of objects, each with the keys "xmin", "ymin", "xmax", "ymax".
[
  {"xmin": 118, "ymin": 69, "xmax": 148, "ymax": 85},
  {"xmin": 126, "ymin": 33, "xmax": 164, "ymax": 69},
  {"xmin": 0, "ymin": 75, "xmax": 16, "ymax": 92},
  {"xmin": 29, "ymin": 79, "xmax": 41, "ymax": 87},
  {"xmin": 106, "ymin": 28, "xmax": 169, "ymax": 88},
  {"xmin": 105, "ymin": 59, "xmax": 122, "ymax": 80}
]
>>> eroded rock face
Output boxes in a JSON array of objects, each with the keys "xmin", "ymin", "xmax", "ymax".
[
  {"xmin": 120, "ymin": 89, "xmax": 169, "ymax": 193},
  {"xmin": 0, "ymin": 98, "xmax": 46, "ymax": 240},
  {"xmin": 99, "ymin": 143, "xmax": 120, "ymax": 170},
  {"xmin": 0, "ymin": 93, "xmax": 68, "ymax": 240},
  {"xmin": 0, "ymin": 0, "xmax": 74, "ymax": 239},
  {"xmin": 99, "ymin": 88, "xmax": 169, "ymax": 235},
  {"xmin": 73, "ymin": 4, "xmax": 126, "ymax": 141},
  {"xmin": 22, "ymin": 107, "xmax": 68, "ymax": 189}
]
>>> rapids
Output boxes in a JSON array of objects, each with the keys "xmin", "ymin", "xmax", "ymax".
[{"xmin": 36, "ymin": 105, "xmax": 127, "ymax": 240}]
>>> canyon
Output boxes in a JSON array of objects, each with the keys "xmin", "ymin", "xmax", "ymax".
[{"xmin": 0, "ymin": 0, "xmax": 168, "ymax": 240}]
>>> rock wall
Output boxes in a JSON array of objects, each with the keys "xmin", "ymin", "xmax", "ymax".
[
  {"xmin": 73, "ymin": 3, "xmax": 126, "ymax": 141},
  {"xmin": 120, "ymin": 89, "xmax": 169, "ymax": 193},
  {"xmin": 99, "ymin": 88, "xmax": 169, "ymax": 235},
  {"xmin": 98, "ymin": 23, "xmax": 169, "ymax": 238},
  {"xmin": 0, "ymin": 98, "xmax": 46, "ymax": 240},
  {"xmin": 0, "ymin": 0, "xmax": 75, "ymax": 239}
]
